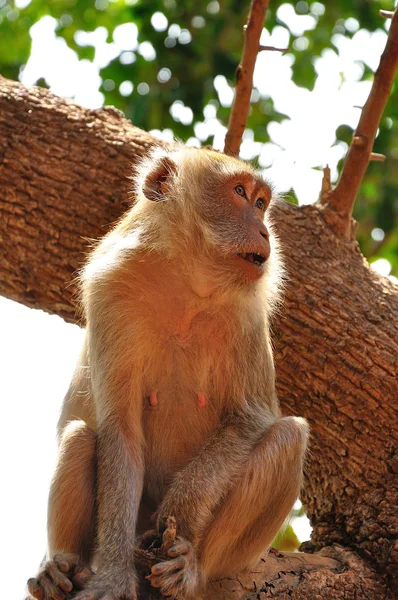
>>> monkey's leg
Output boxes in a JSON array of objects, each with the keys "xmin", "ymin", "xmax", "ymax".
[
  {"xmin": 148, "ymin": 410, "xmax": 277, "ymax": 598},
  {"xmin": 149, "ymin": 416, "xmax": 308, "ymax": 597},
  {"xmin": 200, "ymin": 416, "xmax": 308, "ymax": 579},
  {"xmin": 27, "ymin": 420, "xmax": 96, "ymax": 600}
]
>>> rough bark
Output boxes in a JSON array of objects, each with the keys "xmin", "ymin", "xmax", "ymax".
[{"xmin": 1, "ymin": 76, "xmax": 397, "ymax": 598}]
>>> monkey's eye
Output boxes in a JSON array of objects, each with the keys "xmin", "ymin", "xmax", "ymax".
[
  {"xmin": 234, "ymin": 185, "xmax": 246, "ymax": 198},
  {"xmin": 255, "ymin": 198, "xmax": 266, "ymax": 212}
]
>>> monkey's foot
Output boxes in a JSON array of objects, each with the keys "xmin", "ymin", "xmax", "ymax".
[
  {"xmin": 146, "ymin": 537, "xmax": 200, "ymax": 599},
  {"xmin": 27, "ymin": 553, "xmax": 93, "ymax": 600}
]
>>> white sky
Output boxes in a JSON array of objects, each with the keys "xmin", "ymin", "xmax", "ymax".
[
  {"xmin": 0, "ymin": 297, "xmax": 85, "ymax": 599},
  {"xmin": 2, "ymin": 3, "xmax": 397, "ymax": 597}
]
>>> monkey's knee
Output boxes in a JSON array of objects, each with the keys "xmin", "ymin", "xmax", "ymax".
[
  {"xmin": 59, "ymin": 419, "xmax": 96, "ymax": 452},
  {"xmin": 200, "ymin": 417, "xmax": 308, "ymax": 579},
  {"xmin": 275, "ymin": 416, "xmax": 309, "ymax": 457},
  {"xmin": 48, "ymin": 420, "xmax": 96, "ymax": 560},
  {"xmin": 255, "ymin": 415, "xmax": 308, "ymax": 492}
]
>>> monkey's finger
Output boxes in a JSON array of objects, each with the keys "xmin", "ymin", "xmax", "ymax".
[
  {"xmin": 39, "ymin": 574, "xmax": 66, "ymax": 600},
  {"xmin": 145, "ymin": 574, "xmax": 162, "ymax": 588},
  {"xmin": 46, "ymin": 561, "xmax": 73, "ymax": 593},
  {"xmin": 27, "ymin": 578, "xmax": 45, "ymax": 600},
  {"xmin": 53, "ymin": 553, "xmax": 79, "ymax": 574},
  {"xmin": 72, "ymin": 567, "xmax": 95, "ymax": 589},
  {"xmin": 167, "ymin": 541, "xmax": 191, "ymax": 557},
  {"xmin": 151, "ymin": 557, "xmax": 185, "ymax": 575},
  {"xmin": 73, "ymin": 565, "xmax": 95, "ymax": 577}
]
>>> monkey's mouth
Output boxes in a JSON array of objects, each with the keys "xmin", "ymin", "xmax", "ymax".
[{"xmin": 237, "ymin": 252, "xmax": 266, "ymax": 269}]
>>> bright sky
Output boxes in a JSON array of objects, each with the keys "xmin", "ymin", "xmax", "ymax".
[
  {"xmin": 3, "ymin": 3, "xmax": 397, "ymax": 598},
  {"xmin": 0, "ymin": 297, "xmax": 85, "ymax": 599}
]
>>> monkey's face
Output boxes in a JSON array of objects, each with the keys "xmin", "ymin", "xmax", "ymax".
[
  {"xmin": 139, "ymin": 147, "xmax": 276, "ymax": 295},
  {"xmin": 196, "ymin": 165, "xmax": 273, "ymax": 288}
]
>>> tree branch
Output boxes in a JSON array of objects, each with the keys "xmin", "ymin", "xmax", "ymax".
[
  {"xmin": 0, "ymin": 76, "xmax": 159, "ymax": 321},
  {"xmin": 1, "ymin": 76, "xmax": 397, "ymax": 597},
  {"xmin": 207, "ymin": 546, "xmax": 394, "ymax": 600},
  {"xmin": 320, "ymin": 8, "xmax": 398, "ymax": 239},
  {"xmin": 224, "ymin": 0, "xmax": 270, "ymax": 156},
  {"xmin": 258, "ymin": 45, "xmax": 289, "ymax": 53},
  {"xmin": 380, "ymin": 10, "xmax": 394, "ymax": 19}
]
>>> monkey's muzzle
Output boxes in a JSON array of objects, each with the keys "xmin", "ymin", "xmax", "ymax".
[{"xmin": 237, "ymin": 252, "xmax": 267, "ymax": 268}]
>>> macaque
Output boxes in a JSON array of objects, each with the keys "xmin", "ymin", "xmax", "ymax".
[{"xmin": 27, "ymin": 145, "xmax": 308, "ymax": 600}]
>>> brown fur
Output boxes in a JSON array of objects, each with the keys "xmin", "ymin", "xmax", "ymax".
[
  {"xmin": 27, "ymin": 145, "xmax": 308, "ymax": 600},
  {"xmin": 48, "ymin": 421, "xmax": 96, "ymax": 563}
]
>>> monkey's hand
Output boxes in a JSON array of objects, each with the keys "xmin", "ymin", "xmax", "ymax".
[
  {"xmin": 27, "ymin": 553, "xmax": 93, "ymax": 600},
  {"xmin": 146, "ymin": 537, "xmax": 201, "ymax": 599},
  {"xmin": 73, "ymin": 573, "xmax": 138, "ymax": 600}
]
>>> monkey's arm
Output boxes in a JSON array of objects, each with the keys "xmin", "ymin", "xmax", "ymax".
[
  {"xmin": 81, "ymin": 293, "xmax": 145, "ymax": 600},
  {"xmin": 93, "ymin": 420, "xmax": 144, "ymax": 592}
]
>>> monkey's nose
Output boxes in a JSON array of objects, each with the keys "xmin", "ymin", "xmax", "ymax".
[
  {"xmin": 258, "ymin": 225, "xmax": 270, "ymax": 260},
  {"xmin": 259, "ymin": 224, "xmax": 269, "ymax": 240}
]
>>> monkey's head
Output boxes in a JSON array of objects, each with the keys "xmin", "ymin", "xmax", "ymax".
[{"xmin": 135, "ymin": 145, "xmax": 281, "ymax": 302}]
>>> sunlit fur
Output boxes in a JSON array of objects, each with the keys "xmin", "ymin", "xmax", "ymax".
[
  {"xmin": 87, "ymin": 145, "xmax": 283, "ymax": 311},
  {"xmin": 28, "ymin": 145, "xmax": 308, "ymax": 600},
  {"xmin": 81, "ymin": 146, "xmax": 285, "ymax": 422}
]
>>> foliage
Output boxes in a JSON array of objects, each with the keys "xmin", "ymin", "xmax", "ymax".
[
  {"xmin": 0, "ymin": 0, "xmax": 397, "ymax": 273},
  {"xmin": 273, "ymin": 501, "xmax": 306, "ymax": 551},
  {"xmin": 273, "ymin": 523, "xmax": 301, "ymax": 552}
]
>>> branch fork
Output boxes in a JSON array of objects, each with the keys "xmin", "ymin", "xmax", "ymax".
[{"xmin": 223, "ymin": 0, "xmax": 397, "ymax": 242}]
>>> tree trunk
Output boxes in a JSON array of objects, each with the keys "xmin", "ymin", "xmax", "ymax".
[{"xmin": 1, "ymin": 76, "xmax": 397, "ymax": 599}]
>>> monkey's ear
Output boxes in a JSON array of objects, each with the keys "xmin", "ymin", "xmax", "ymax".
[{"xmin": 143, "ymin": 156, "xmax": 177, "ymax": 201}]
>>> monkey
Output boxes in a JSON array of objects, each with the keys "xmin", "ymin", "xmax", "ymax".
[{"xmin": 27, "ymin": 145, "xmax": 308, "ymax": 600}]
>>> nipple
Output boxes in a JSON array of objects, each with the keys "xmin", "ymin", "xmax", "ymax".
[
  {"xmin": 197, "ymin": 392, "xmax": 207, "ymax": 408},
  {"xmin": 149, "ymin": 391, "xmax": 158, "ymax": 407}
]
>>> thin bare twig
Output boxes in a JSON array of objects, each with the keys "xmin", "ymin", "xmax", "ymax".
[
  {"xmin": 319, "ymin": 165, "xmax": 332, "ymax": 202},
  {"xmin": 224, "ymin": 0, "xmax": 270, "ymax": 156},
  {"xmin": 321, "ymin": 9, "xmax": 398, "ymax": 239},
  {"xmin": 380, "ymin": 10, "xmax": 394, "ymax": 19},
  {"xmin": 370, "ymin": 152, "xmax": 386, "ymax": 162},
  {"xmin": 258, "ymin": 45, "xmax": 289, "ymax": 53}
]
